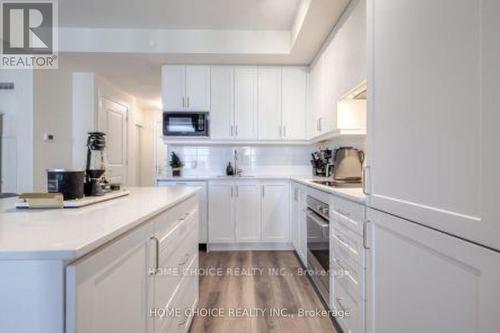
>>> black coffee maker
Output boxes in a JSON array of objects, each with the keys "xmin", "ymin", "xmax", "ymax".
[{"xmin": 84, "ymin": 132, "xmax": 107, "ymax": 196}]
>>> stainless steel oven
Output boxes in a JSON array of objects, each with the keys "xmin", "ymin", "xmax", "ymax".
[
  {"xmin": 306, "ymin": 195, "xmax": 330, "ymax": 303},
  {"xmin": 163, "ymin": 112, "xmax": 209, "ymax": 137}
]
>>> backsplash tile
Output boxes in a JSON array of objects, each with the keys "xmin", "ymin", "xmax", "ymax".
[{"xmin": 167, "ymin": 145, "xmax": 314, "ymax": 177}]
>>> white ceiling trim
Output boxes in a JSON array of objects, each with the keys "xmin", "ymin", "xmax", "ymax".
[{"xmin": 59, "ymin": 28, "xmax": 291, "ymax": 54}]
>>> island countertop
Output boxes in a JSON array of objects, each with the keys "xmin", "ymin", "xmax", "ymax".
[{"xmin": 0, "ymin": 187, "xmax": 199, "ymax": 261}]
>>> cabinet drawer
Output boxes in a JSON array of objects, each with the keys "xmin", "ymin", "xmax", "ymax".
[
  {"xmin": 155, "ymin": 196, "xmax": 198, "ymax": 241},
  {"xmin": 331, "ymin": 256, "xmax": 363, "ymax": 301},
  {"xmin": 157, "ymin": 256, "xmax": 199, "ymax": 333},
  {"xmin": 332, "ymin": 282, "xmax": 363, "ymax": 333},
  {"xmin": 330, "ymin": 223, "xmax": 364, "ymax": 268},
  {"xmin": 330, "ymin": 197, "xmax": 365, "ymax": 236}
]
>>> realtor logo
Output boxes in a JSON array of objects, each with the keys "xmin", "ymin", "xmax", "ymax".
[{"xmin": 1, "ymin": 0, "xmax": 58, "ymax": 69}]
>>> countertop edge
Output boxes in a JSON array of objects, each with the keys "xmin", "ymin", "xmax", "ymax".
[
  {"xmin": 0, "ymin": 188, "xmax": 199, "ymax": 262},
  {"xmin": 290, "ymin": 178, "xmax": 366, "ymax": 204}
]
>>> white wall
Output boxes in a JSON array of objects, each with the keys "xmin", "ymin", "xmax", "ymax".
[
  {"xmin": 33, "ymin": 69, "xmax": 74, "ymax": 191},
  {"xmin": 0, "ymin": 70, "xmax": 34, "ymax": 193}
]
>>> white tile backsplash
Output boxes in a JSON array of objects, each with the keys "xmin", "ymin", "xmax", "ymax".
[{"xmin": 167, "ymin": 145, "xmax": 314, "ymax": 177}]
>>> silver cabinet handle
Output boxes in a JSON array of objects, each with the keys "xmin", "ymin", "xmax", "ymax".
[
  {"xmin": 334, "ymin": 208, "xmax": 351, "ymax": 217},
  {"xmin": 178, "ymin": 253, "xmax": 190, "ymax": 266},
  {"xmin": 182, "ymin": 97, "xmax": 185, "ymax": 108},
  {"xmin": 150, "ymin": 236, "xmax": 160, "ymax": 275},
  {"xmin": 336, "ymin": 297, "xmax": 349, "ymax": 313},
  {"xmin": 283, "ymin": 126, "xmax": 287, "ymax": 137},
  {"xmin": 279, "ymin": 126, "xmax": 282, "ymax": 137},
  {"xmin": 262, "ymin": 186, "xmax": 265, "ymax": 198},
  {"xmin": 235, "ymin": 125, "xmax": 238, "ymax": 137},
  {"xmin": 231, "ymin": 186, "xmax": 234, "ymax": 197},
  {"xmin": 363, "ymin": 165, "xmax": 371, "ymax": 195},
  {"xmin": 306, "ymin": 211, "xmax": 328, "ymax": 228},
  {"xmin": 363, "ymin": 220, "xmax": 371, "ymax": 249},
  {"xmin": 187, "ymin": 96, "xmax": 190, "ymax": 108},
  {"xmin": 231, "ymin": 125, "xmax": 234, "ymax": 137},
  {"xmin": 236, "ymin": 185, "xmax": 239, "ymax": 197}
]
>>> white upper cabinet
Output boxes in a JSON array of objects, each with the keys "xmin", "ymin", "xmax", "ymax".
[
  {"xmin": 307, "ymin": 0, "xmax": 367, "ymax": 140},
  {"xmin": 185, "ymin": 65, "xmax": 210, "ymax": 111},
  {"xmin": 261, "ymin": 182, "xmax": 290, "ymax": 243},
  {"xmin": 234, "ymin": 66, "xmax": 258, "ymax": 140},
  {"xmin": 282, "ymin": 67, "xmax": 307, "ymax": 140},
  {"xmin": 161, "ymin": 65, "xmax": 210, "ymax": 111},
  {"xmin": 162, "ymin": 65, "xmax": 185, "ymax": 111},
  {"xmin": 210, "ymin": 66, "xmax": 234, "ymax": 139},
  {"xmin": 367, "ymin": 0, "xmax": 500, "ymax": 250},
  {"xmin": 258, "ymin": 67, "xmax": 282, "ymax": 140}
]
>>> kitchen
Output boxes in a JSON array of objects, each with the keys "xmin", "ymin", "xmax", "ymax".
[{"xmin": 0, "ymin": 0, "xmax": 499, "ymax": 333}]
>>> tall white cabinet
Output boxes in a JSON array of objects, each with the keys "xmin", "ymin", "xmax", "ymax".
[
  {"xmin": 258, "ymin": 67, "xmax": 282, "ymax": 140},
  {"xmin": 210, "ymin": 66, "xmax": 234, "ymax": 139},
  {"xmin": 234, "ymin": 67, "xmax": 258, "ymax": 140},
  {"xmin": 366, "ymin": 0, "xmax": 500, "ymax": 332}
]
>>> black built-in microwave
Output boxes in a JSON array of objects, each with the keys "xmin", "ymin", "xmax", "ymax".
[{"xmin": 163, "ymin": 112, "xmax": 209, "ymax": 137}]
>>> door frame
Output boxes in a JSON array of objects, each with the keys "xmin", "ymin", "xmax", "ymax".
[{"xmin": 98, "ymin": 94, "xmax": 129, "ymax": 185}]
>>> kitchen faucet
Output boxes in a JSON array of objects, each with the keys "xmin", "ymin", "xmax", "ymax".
[{"xmin": 234, "ymin": 149, "xmax": 243, "ymax": 176}]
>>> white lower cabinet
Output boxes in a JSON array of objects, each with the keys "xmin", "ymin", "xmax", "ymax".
[
  {"xmin": 66, "ymin": 197, "xmax": 199, "ymax": 333},
  {"xmin": 291, "ymin": 182, "xmax": 307, "ymax": 265},
  {"xmin": 208, "ymin": 181, "xmax": 235, "ymax": 243},
  {"xmin": 261, "ymin": 182, "xmax": 290, "ymax": 243},
  {"xmin": 235, "ymin": 182, "xmax": 261, "ymax": 242},
  {"xmin": 208, "ymin": 180, "xmax": 290, "ymax": 245},
  {"xmin": 366, "ymin": 208, "xmax": 500, "ymax": 333},
  {"xmin": 157, "ymin": 180, "xmax": 208, "ymax": 243}
]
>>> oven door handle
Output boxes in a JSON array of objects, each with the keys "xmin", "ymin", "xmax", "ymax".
[{"xmin": 307, "ymin": 210, "xmax": 329, "ymax": 229}]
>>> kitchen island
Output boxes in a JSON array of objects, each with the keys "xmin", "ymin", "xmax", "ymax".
[{"xmin": 0, "ymin": 187, "xmax": 200, "ymax": 333}]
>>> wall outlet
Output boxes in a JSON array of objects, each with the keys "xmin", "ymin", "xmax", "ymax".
[{"xmin": 43, "ymin": 133, "xmax": 55, "ymax": 142}]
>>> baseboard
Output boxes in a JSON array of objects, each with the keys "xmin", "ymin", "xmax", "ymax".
[{"xmin": 207, "ymin": 242, "xmax": 294, "ymax": 252}]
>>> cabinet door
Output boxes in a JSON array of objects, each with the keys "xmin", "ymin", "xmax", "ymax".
[
  {"xmin": 282, "ymin": 67, "xmax": 307, "ymax": 140},
  {"xmin": 208, "ymin": 181, "xmax": 235, "ymax": 243},
  {"xmin": 210, "ymin": 66, "xmax": 234, "ymax": 139},
  {"xmin": 234, "ymin": 182, "xmax": 261, "ymax": 242},
  {"xmin": 234, "ymin": 66, "xmax": 258, "ymax": 140},
  {"xmin": 308, "ymin": 55, "xmax": 325, "ymax": 137},
  {"xmin": 185, "ymin": 65, "xmax": 210, "ymax": 111},
  {"xmin": 261, "ymin": 182, "xmax": 290, "ymax": 242},
  {"xmin": 161, "ymin": 65, "xmax": 185, "ymax": 111},
  {"xmin": 366, "ymin": 208, "xmax": 500, "ymax": 333},
  {"xmin": 156, "ymin": 180, "xmax": 208, "ymax": 244},
  {"xmin": 66, "ymin": 223, "xmax": 153, "ymax": 333},
  {"xmin": 258, "ymin": 67, "xmax": 282, "ymax": 140},
  {"xmin": 367, "ymin": 0, "xmax": 500, "ymax": 250}
]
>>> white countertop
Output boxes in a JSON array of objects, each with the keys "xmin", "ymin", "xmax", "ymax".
[
  {"xmin": 291, "ymin": 177, "xmax": 366, "ymax": 203},
  {"xmin": 0, "ymin": 187, "xmax": 199, "ymax": 261},
  {"xmin": 156, "ymin": 175, "xmax": 365, "ymax": 203}
]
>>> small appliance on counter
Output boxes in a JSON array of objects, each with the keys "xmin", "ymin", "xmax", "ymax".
[
  {"xmin": 310, "ymin": 149, "xmax": 334, "ymax": 177},
  {"xmin": 226, "ymin": 162, "xmax": 234, "ymax": 176},
  {"xmin": 84, "ymin": 132, "xmax": 107, "ymax": 196},
  {"xmin": 332, "ymin": 146, "xmax": 365, "ymax": 184},
  {"xmin": 47, "ymin": 169, "xmax": 85, "ymax": 200}
]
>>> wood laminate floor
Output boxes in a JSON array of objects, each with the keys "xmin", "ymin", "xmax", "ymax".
[{"xmin": 189, "ymin": 251, "xmax": 338, "ymax": 333}]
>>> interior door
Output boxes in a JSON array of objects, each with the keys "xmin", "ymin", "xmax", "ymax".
[
  {"xmin": 257, "ymin": 67, "xmax": 282, "ymax": 140},
  {"xmin": 161, "ymin": 65, "xmax": 185, "ymax": 111},
  {"xmin": 282, "ymin": 67, "xmax": 307, "ymax": 140},
  {"xmin": 261, "ymin": 182, "xmax": 290, "ymax": 242},
  {"xmin": 367, "ymin": 0, "xmax": 500, "ymax": 250},
  {"xmin": 208, "ymin": 181, "xmax": 235, "ymax": 243},
  {"xmin": 234, "ymin": 67, "xmax": 258, "ymax": 140},
  {"xmin": 99, "ymin": 98, "xmax": 128, "ymax": 185},
  {"xmin": 210, "ymin": 66, "xmax": 234, "ymax": 139},
  {"xmin": 366, "ymin": 208, "xmax": 500, "ymax": 333},
  {"xmin": 234, "ymin": 182, "xmax": 261, "ymax": 242},
  {"xmin": 185, "ymin": 65, "xmax": 210, "ymax": 111}
]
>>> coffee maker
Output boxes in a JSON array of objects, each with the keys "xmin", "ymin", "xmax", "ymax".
[
  {"xmin": 310, "ymin": 149, "xmax": 334, "ymax": 177},
  {"xmin": 84, "ymin": 132, "xmax": 107, "ymax": 196}
]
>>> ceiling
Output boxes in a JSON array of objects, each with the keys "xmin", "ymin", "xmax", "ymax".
[
  {"xmin": 59, "ymin": 0, "xmax": 301, "ymax": 30},
  {"xmin": 57, "ymin": 0, "xmax": 353, "ymax": 109}
]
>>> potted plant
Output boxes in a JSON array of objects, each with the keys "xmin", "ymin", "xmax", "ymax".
[{"xmin": 169, "ymin": 152, "xmax": 184, "ymax": 177}]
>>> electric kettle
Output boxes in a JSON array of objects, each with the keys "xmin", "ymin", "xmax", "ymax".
[{"xmin": 332, "ymin": 147, "xmax": 365, "ymax": 182}]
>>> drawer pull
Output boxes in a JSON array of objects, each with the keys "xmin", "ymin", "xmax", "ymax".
[
  {"xmin": 178, "ymin": 308, "xmax": 189, "ymax": 326},
  {"xmin": 335, "ymin": 208, "xmax": 351, "ymax": 217},
  {"xmin": 331, "ymin": 232, "xmax": 359, "ymax": 256},
  {"xmin": 178, "ymin": 253, "xmax": 190, "ymax": 266},
  {"xmin": 336, "ymin": 297, "xmax": 350, "ymax": 313},
  {"xmin": 180, "ymin": 212, "xmax": 190, "ymax": 221},
  {"xmin": 150, "ymin": 236, "xmax": 160, "ymax": 275}
]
